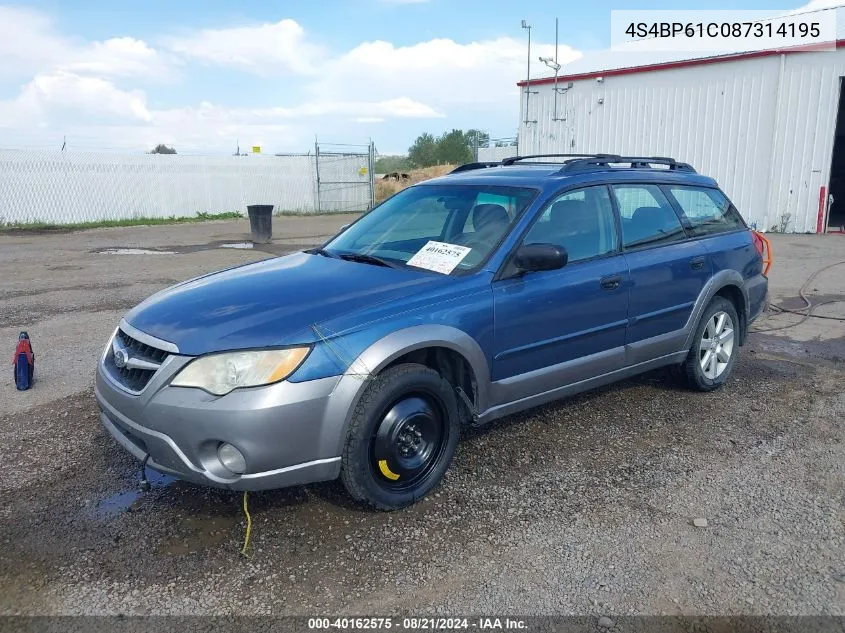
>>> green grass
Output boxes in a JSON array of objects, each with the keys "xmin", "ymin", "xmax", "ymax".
[
  {"xmin": 0, "ymin": 211, "xmax": 244, "ymax": 233},
  {"xmin": 275, "ymin": 210, "xmax": 364, "ymax": 217}
]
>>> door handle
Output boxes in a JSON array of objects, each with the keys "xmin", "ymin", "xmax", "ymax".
[
  {"xmin": 600, "ymin": 274, "xmax": 622, "ymax": 290},
  {"xmin": 689, "ymin": 256, "xmax": 706, "ymax": 270}
]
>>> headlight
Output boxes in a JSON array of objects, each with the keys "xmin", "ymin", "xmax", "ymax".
[{"xmin": 171, "ymin": 347, "xmax": 310, "ymax": 395}]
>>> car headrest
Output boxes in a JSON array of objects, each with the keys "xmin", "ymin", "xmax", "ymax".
[
  {"xmin": 632, "ymin": 206, "xmax": 667, "ymax": 223},
  {"xmin": 550, "ymin": 199, "xmax": 593, "ymax": 231},
  {"xmin": 472, "ymin": 204, "xmax": 509, "ymax": 231}
]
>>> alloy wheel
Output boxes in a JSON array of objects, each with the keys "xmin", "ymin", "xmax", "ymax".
[{"xmin": 699, "ymin": 310, "xmax": 735, "ymax": 379}]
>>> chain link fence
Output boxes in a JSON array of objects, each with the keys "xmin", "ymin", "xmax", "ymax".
[
  {"xmin": 315, "ymin": 143, "xmax": 375, "ymax": 213},
  {"xmin": 0, "ymin": 145, "xmax": 374, "ymax": 225}
]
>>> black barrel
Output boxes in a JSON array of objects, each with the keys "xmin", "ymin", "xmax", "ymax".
[{"xmin": 246, "ymin": 205, "xmax": 273, "ymax": 243}]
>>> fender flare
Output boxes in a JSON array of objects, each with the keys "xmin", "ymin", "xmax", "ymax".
[
  {"xmin": 682, "ymin": 269, "xmax": 749, "ymax": 350},
  {"xmin": 318, "ymin": 325, "xmax": 490, "ymax": 458}
]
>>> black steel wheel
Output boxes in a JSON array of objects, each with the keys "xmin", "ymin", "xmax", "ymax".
[
  {"xmin": 340, "ymin": 363, "xmax": 460, "ymax": 510},
  {"xmin": 369, "ymin": 394, "xmax": 447, "ymax": 492}
]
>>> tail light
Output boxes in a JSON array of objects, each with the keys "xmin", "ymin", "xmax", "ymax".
[
  {"xmin": 752, "ymin": 232, "xmax": 764, "ymax": 256},
  {"xmin": 751, "ymin": 230, "xmax": 772, "ymax": 276}
]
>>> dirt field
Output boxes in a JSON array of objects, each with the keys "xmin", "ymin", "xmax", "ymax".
[
  {"xmin": 0, "ymin": 219, "xmax": 843, "ymax": 618},
  {"xmin": 375, "ymin": 165, "xmax": 455, "ymax": 202}
]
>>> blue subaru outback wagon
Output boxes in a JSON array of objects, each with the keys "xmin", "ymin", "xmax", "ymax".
[{"xmin": 96, "ymin": 154, "xmax": 768, "ymax": 510}]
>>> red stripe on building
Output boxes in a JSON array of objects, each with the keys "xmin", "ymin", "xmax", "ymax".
[
  {"xmin": 517, "ymin": 40, "xmax": 845, "ymax": 87},
  {"xmin": 817, "ymin": 185, "xmax": 827, "ymax": 234}
]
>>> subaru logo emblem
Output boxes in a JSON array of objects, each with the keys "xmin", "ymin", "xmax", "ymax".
[{"xmin": 113, "ymin": 348, "xmax": 129, "ymax": 369}]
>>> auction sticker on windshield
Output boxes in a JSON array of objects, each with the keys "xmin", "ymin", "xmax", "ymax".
[{"xmin": 407, "ymin": 241, "xmax": 472, "ymax": 274}]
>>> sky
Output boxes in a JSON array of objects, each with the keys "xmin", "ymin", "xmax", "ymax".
[{"xmin": 0, "ymin": 0, "xmax": 838, "ymax": 155}]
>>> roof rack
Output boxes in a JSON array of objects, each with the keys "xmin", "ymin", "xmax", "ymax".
[
  {"xmin": 449, "ymin": 154, "xmax": 697, "ymax": 175},
  {"xmin": 558, "ymin": 155, "xmax": 696, "ymax": 173},
  {"xmin": 449, "ymin": 162, "xmax": 502, "ymax": 174},
  {"xmin": 501, "ymin": 153, "xmax": 620, "ymax": 166}
]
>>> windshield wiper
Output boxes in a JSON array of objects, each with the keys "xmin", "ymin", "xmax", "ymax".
[
  {"xmin": 306, "ymin": 247, "xmax": 338, "ymax": 259},
  {"xmin": 338, "ymin": 252, "xmax": 399, "ymax": 269}
]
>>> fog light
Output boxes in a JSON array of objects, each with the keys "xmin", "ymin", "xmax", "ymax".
[{"xmin": 218, "ymin": 443, "xmax": 246, "ymax": 474}]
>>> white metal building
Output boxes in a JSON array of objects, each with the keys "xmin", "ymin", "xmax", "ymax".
[{"xmin": 515, "ymin": 8, "xmax": 845, "ymax": 233}]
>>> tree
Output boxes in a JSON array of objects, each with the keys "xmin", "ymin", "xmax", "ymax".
[
  {"xmin": 408, "ymin": 133, "xmax": 438, "ymax": 168},
  {"xmin": 375, "ymin": 155, "xmax": 411, "ymax": 173},
  {"xmin": 407, "ymin": 129, "xmax": 491, "ymax": 167},
  {"xmin": 150, "ymin": 144, "xmax": 176, "ymax": 154},
  {"xmin": 465, "ymin": 129, "xmax": 490, "ymax": 150},
  {"xmin": 435, "ymin": 129, "xmax": 473, "ymax": 165}
]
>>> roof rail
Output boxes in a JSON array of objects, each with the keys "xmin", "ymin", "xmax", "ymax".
[
  {"xmin": 559, "ymin": 155, "xmax": 696, "ymax": 173},
  {"xmin": 501, "ymin": 153, "xmax": 620, "ymax": 166},
  {"xmin": 449, "ymin": 162, "xmax": 502, "ymax": 174}
]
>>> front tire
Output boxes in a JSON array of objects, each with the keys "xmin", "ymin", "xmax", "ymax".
[
  {"xmin": 340, "ymin": 363, "xmax": 460, "ymax": 510},
  {"xmin": 682, "ymin": 297, "xmax": 740, "ymax": 392}
]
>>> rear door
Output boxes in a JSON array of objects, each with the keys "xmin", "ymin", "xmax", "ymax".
[
  {"xmin": 491, "ymin": 185, "xmax": 629, "ymax": 401},
  {"xmin": 662, "ymin": 184, "xmax": 752, "ymax": 272},
  {"xmin": 610, "ymin": 183, "xmax": 711, "ymax": 362}
]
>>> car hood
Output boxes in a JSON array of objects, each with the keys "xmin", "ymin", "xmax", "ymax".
[{"xmin": 124, "ymin": 252, "xmax": 449, "ymax": 355}]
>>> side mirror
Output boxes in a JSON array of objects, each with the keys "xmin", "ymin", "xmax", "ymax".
[
  {"xmin": 339, "ymin": 223, "xmax": 351, "ymax": 231},
  {"xmin": 513, "ymin": 243, "xmax": 568, "ymax": 273}
]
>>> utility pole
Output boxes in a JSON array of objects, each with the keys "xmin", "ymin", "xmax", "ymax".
[
  {"xmin": 540, "ymin": 18, "xmax": 571, "ymax": 122},
  {"xmin": 521, "ymin": 20, "xmax": 537, "ymax": 127}
]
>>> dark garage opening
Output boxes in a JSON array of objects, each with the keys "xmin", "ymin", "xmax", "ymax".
[{"xmin": 827, "ymin": 77, "xmax": 845, "ymax": 231}]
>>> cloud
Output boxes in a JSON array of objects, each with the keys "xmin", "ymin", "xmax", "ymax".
[
  {"xmin": 0, "ymin": 76, "xmax": 439, "ymax": 151},
  {"xmin": 309, "ymin": 36, "xmax": 580, "ymax": 109},
  {"xmin": 0, "ymin": 71, "xmax": 152, "ymax": 128},
  {"xmin": 164, "ymin": 19, "xmax": 324, "ymax": 76},
  {"xmin": 0, "ymin": 9, "xmax": 576, "ymax": 152},
  {"xmin": 61, "ymin": 37, "xmax": 173, "ymax": 79},
  {"xmin": 0, "ymin": 6, "xmax": 73, "ymax": 78},
  {"xmin": 0, "ymin": 7, "xmax": 171, "ymax": 81}
]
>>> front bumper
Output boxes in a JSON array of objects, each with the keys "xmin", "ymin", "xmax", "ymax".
[{"xmin": 95, "ymin": 352, "xmax": 344, "ymax": 491}]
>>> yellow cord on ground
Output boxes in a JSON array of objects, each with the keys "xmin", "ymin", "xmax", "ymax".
[{"xmin": 240, "ymin": 491, "xmax": 252, "ymax": 558}]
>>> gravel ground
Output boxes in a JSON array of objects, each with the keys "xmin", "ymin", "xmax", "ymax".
[{"xmin": 0, "ymin": 222, "xmax": 843, "ymax": 618}]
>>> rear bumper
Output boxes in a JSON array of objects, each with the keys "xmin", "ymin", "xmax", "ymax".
[
  {"xmin": 745, "ymin": 272, "xmax": 769, "ymax": 325},
  {"xmin": 95, "ymin": 357, "xmax": 344, "ymax": 491}
]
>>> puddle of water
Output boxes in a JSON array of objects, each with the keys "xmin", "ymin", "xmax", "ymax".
[
  {"xmin": 92, "ymin": 469, "xmax": 177, "ymax": 519},
  {"xmin": 98, "ymin": 248, "xmax": 175, "ymax": 255},
  {"xmin": 157, "ymin": 514, "xmax": 239, "ymax": 555},
  {"xmin": 219, "ymin": 242, "xmax": 254, "ymax": 249}
]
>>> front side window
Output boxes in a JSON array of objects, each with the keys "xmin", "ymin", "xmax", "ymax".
[
  {"xmin": 612, "ymin": 184, "xmax": 686, "ymax": 249},
  {"xmin": 667, "ymin": 186, "xmax": 745, "ymax": 236},
  {"xmin": 325, "ymin": 184, "xmax": 537, "ymax": 274},
  {"xmin": 523, "ymin": 186, "xmax": 618, "ymax": 263}
]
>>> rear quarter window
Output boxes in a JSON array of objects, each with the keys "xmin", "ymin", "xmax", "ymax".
[{"xmin": 666, "ymin": 186, "xmax": 745, "ymax": 236}]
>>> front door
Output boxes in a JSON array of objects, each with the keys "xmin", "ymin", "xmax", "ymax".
[{"xmin": 492, "ymin": 185, "xmax": 629, "ymax": 403}]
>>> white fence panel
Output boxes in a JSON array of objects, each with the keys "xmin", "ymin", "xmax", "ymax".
[
  {"xmin": 0, "ymin": 150, "xmax": 318, "ymax": 224},
  {"xmin": 477, "ymin": 146, "xmax": 519, "ymax": 162}
]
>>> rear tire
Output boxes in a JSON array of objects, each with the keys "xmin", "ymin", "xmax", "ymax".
[
  {"xmin": 682, "ymin": 297, "xmax": 740, "ymax": 392},
  {"xmin": 340, "ymin": 363, "xmax": 460, "ymax": 510}
]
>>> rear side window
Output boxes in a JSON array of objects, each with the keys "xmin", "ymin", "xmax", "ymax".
[
  {"xmin": 611, "ymin": 184, "xmax": 686, "ymax": 249},
  {"xmin": 667, "ymin": 186, "xmax": 745, "ymax": 236}
]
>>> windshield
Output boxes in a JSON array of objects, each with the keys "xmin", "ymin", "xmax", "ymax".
[{"xmin": 324, "ymin": 184, "xmax": 537, "ymax": 274}]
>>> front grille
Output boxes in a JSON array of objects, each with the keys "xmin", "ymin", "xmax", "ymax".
[
  {"xmin": 104, "ymin": 328, "xmax": 170, "ymax": 393},
  {"xmin": 116, "ymin": 329, "xmax": 169, "ymax": 363}
]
